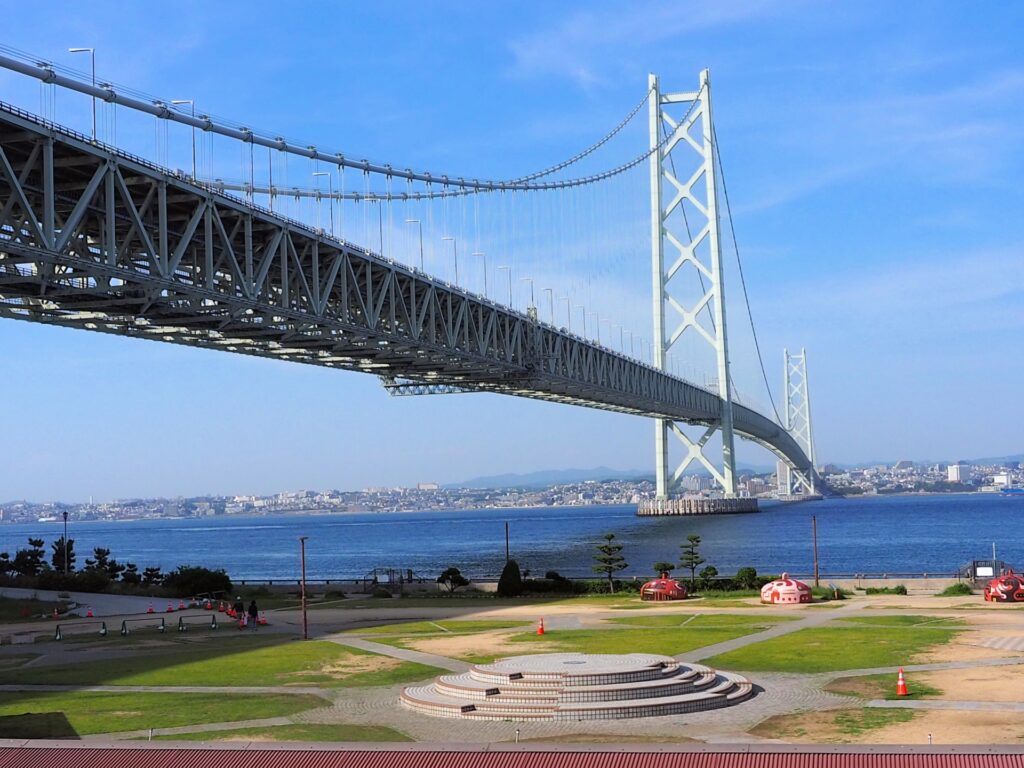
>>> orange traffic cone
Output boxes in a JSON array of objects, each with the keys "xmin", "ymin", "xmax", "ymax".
[
  {"xmin": 537, "ymin": 617, "xmax": 545, "ymax": 635},
  {"xmin": 204, "ymin": 599, "xmax": 212, "ymax": 610},
  {"xmin": 217, "ymin": 601, "xmax": 225, "ymax": 613},
  {"xmin": 896, "ymin": 667, "xmax": 909, "ymax": 697},
  {"xmin": 178, "ymin": 599, "xmax": 185, "ymax": 611},
  {"xmin": 86, "ymin": 607, "xmax": 93, "ymax": 618},
  {"xmin": 147, "ymin": 602, "xmax": 155, "ymax": 614},
  {"xmin": 166, "ymin": 602, "xmax": 175, "ymax": 613},
  {"xmin": 258, "ymin": 611, "xmax": 268, "ymax": 626},
  {"xmin": 52, "ymin": 607, "xmax": 59, "ymax": 619}
]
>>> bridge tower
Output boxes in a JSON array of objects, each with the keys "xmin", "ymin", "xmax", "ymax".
[
  {"xmin": 648, "ymin": 70, "xmax": 737, "ymax": 501},
  {"xmin": 779, "ymin": 348, "xmax": 817, "ymax": 495}
]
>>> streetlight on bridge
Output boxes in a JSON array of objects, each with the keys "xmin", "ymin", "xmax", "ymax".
[
  {"xmin": 496, "ymin": 266, "xmax": 512, "ymax": 306},
  {"xmin": 170, "ymin": 100, "xmax": 196, "ymax": 180},
  {"xmin": 312, "ymin": 172, "xmax": 335, "ymax": 236},
  {"xmin": 519, "ymin": 277, "xmax": 535, "ymax": 310},
  {"xmin": 68, "ymin": 47, "xmax": 96, "ymax": 141},
  {"xmin": 472, "ymin": 252, "xmax": 487, "ymax": 298},
  {"xmin": 405, "ymin": 219, "xmax": 424, "ymax": 271},
  {"xmin": 559, "ymin": 296, "xmax": 571, "ymax": 332},
  {"xmin": 543, "ymin": 288, "xmax": 554, "ymax": 324},
  {"xmin": 441, "ymin": 236, "xmax": 459, "ymax": 285}
]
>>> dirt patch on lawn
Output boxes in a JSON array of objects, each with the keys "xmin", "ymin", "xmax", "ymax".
[
  {"xmin": 913, "ymin": 664, "xmax": 1024, "ymax": 702},
  {"xmin": 914, "ymin": 632, "xmax": 1024, "ymax": 663},
  {"xmin": 287, "ymin": 654, "xmax": 402, "ymax": 681},
  {"xmin": 404, "ymin": 631, "xmax": 556, "ymax": 661},
  {"xmin": 871, "ymin": 709, "xmax": 1024, "ymax": 744}
]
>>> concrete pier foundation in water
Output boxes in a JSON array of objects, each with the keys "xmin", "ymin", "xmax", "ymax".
[{"xmin": 636, "ymin": 497, "xmax": 759, "ymax": 516}]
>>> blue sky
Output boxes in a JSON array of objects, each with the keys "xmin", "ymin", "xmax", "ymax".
[{"xmin": 1, "ymin": 1, "xmax": 1022, "ymax": 501}]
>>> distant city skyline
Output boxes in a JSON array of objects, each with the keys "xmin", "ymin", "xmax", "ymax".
[{"xmin": 0, "ymin": 2, "xmax": 1022, "ymax": 501}]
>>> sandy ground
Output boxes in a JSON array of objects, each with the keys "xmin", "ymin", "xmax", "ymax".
[
  {"xmin": 870, "ymin": 710, "xmax": 1024, "ymax": 745},
  {"xmin": 914, "ymin": 632, "xmax": 1024, "ymax": 663},
  {"xmin": 914, "ymin": 663, "xmax": 1024, "ymax": 702},
  {"xmin": 402, "ymin": 631, "xmax": 557, "ymax": 660}
]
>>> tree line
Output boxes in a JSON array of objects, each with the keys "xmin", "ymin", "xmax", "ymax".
[{"xmin": 0, "ymin": 537, "xmax": 232, "ymax": 595}]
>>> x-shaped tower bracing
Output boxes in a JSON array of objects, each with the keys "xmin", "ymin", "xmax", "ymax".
[
  {"xmin": 650, "ymin": 69, "xmax": 738, "ymax": 498},
  {"xmin": 780, "ymin": 348, "xmax": 816, "ymax": 494}
]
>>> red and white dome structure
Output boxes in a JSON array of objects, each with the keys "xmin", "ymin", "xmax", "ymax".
[
  {"xmin": 760, "ymin": 573, "xmax": 812, "ymax": 604},
  {"xmin": 984, "ymin": 570, "xmax": 1024, "ymax": 602},
  {"xmin": 640, "ymin": 574, "xmax": 688, "ymax": 601}
]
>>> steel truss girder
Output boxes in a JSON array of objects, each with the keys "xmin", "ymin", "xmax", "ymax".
[{"xmin": 0, "ymin": 101, "xmax": 813, "ymax": 476}]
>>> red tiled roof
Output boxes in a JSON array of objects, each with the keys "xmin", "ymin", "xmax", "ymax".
[{"xmin": 1, "ymin": 745, "xmax": 1024, "ymax": 768}]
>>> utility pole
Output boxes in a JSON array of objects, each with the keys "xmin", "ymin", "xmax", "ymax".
[
  {"xmin": 505, "ymin": 522, "xmax": 510, "ymax": 563},
  {"xmin": 812, "ymin": 516, "xmax": 820, "ymax": 588},
  {"xmin": 298, "ymin": 536, "xmax": 309, "ymax": 640},
  {"xmin": 62, "ymin": 510, "xmax": 69, "ymax": 574}
]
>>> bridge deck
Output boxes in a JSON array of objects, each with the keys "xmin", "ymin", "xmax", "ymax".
[{"xmin": 0, "ymin": 102, "xmax": 811, "ymax": 476}]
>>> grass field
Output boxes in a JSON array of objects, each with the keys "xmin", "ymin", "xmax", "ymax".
[
  {"xmin": 835, "ymin": 616, "xmax": 964, "ymax": 628},
  {"xmin": 0, "ymin": 636, "xmax": 440, "ymax": 688},
  {"xmin": 0, "ymin": 691, "xmax": 323, "ymax": 737},
  {"xmin": 153, "ymin": 723, "xmax": 411, "ymax": 742},
  {"xmin": 826, "ymin": 673, "xmax": 943, "ymax": 700},
  {"xmin": 704, "ymin": 618, "xmax": 959, "ymax": 672},
  {"xmin": 606, "ymin": 614, "xmax": 796, "ymax": 628}
]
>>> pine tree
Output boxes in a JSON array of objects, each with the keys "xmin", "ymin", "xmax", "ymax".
[
  {"xmin": 50, "ymin": 537, "xmax": 76, "ymax": 572},
  {"xmin": 592, "ymin": 533, "xmax": 628, "ymax": 594},
  {"xmin": 680, "ymin": 534, "xmax": 705, "ymax": 587}
]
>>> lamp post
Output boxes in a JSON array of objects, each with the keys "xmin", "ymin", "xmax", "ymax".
[
  {"xmin": 312, "ymin": 172, "xmax": 334, "ymax": 236},
  {"xmin": 62, "ymin": 511, "xmax": 69, "ymax": 574},
  {"xmin": 471, "ymin": 252, "xmax": 488, "ymax": 297},
  {"xmin": 496, "ymin": 266, "xmax": 512, "ymax": 306},
  {"xmin": 170, "ymin": 100, "xmax": 196, "ymax": 179},
  {"xmin": 559, "ymin": 296, "xmax": 571, "ymax": 332},
  {"xmin": 441, "ymin": 236, "xmax": 459, "ymax": 285},
  {"xmin": 68, "ymin": 48, "xmax": 96, "ymax": 141},
  {"xmin": 625, "ymin": 329, "xmax": 634, "ymax": 357},
  {"xmin": 576, "ymin": 306, "xmax": 587, "ymax": 338},
  {"xmin": 519, "ymin": 277, "xmax": 535, "ymax": 309},
  {"xmin": 405, "ymin": 219, "xmax": 424, "ymax": 271},
  {"xmin": 298, "ymin": 536, "xmax": 309, "ymax": 640},
  {"xmin": 590, "ymin": 313, "xmax": 600, "ymax": 344},
  {"xmin": 543, "ymin": 288, "xmax": 554, "ymax": 324}
]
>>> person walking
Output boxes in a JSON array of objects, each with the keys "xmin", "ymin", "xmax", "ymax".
[
  {"xmin": 232, "ymin": 596, "xmax": 244, "ymax": 619},
  {"xmin": 248, "ymin": 600, "xmax": 259, "ymax": 631}
]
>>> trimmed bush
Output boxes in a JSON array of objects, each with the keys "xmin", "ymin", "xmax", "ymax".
[
  {"xmin": 864, "ymin": 585, "xmax": 907, "ymax": 595},
  {"xmin": 938, "ymin": 582, "xmax": 973, "ymax": 596},
  {"xmin": 497, "ymin": 559, "xmax": 524, "ymax": 598},
  {"xmin": 162, "ymin": 565, "xmax": 232, "ymax": 596}
]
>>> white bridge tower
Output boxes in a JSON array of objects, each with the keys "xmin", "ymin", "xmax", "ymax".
[
  {"xmin": 779, "ymin": 348, "xmax": 817, "ymax": 495},
  {"xmin": 649, "ymin": 69, "xmax": 738, "ymax": 501}
]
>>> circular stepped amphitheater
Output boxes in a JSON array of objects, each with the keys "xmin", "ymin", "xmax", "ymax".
[{"xmin": 401, "ymin": 652, "xmax": 756, "ymax": 721}]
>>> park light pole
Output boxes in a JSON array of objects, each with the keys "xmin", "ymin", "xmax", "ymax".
[
  {"xmin": 312, "ymin": 172, "xmax": 334, "ymax": 236},
  {"xmin": 68, "ymin": 48, "xmax": 96, "ymax": 141},
  {"xmin": 170, "ymin": 100, "xmax": 196, "ymax": 179},
  {"xmin": 472, "ymin": 252, "xmax": 487, "ymax": 297},
  {"xmin": 441, "ymin": 236, "xmax": 459, "ymax": 285},
  {"xmin": 298, "ymin": 536, "xmax": 309, "ymax": 640},
  {"xmin": 405, "ymin": 219, "xmax": 424, "ymax": 270}
]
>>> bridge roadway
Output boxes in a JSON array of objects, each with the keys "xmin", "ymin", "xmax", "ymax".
[{"xmin": 0, "ymin": 102, "xmax": 812, "ymax": 477}]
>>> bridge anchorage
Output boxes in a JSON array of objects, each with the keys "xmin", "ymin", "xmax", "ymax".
[{"xmin": 0, "ymin": 51, "xmax": 818, "ymax": 511}]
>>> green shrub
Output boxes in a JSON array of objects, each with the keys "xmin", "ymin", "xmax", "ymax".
[
  {"xmin": 938, "ymin": 582, "xmax": 973, "ymax": 596},
  {"xmin": 497, "ymin": 559, "xmax": 524, "ymax": 597},
  {"xmin": 864, "ymin": 585, "xmax": 907, "ymax": 595},
  {"xmin": 371, "ymin": 587, "xmax": 392, "ymax": 599},
  {"xmin": 162, "ymin": 565, "xmax": 232, "ymax": 596}
]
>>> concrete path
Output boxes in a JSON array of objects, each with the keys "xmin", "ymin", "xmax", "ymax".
[
  {"xmin": 0, "ymin": 587, "xmax": 155, "ymax": 617},
  {"xmin": 868, "ymin": 699, "xmax": 1024, "ymax": 713},
  {"xmin": 325, "ymin": 634, "xmax": 471, "ymax": 673},
  {"xmin": 0, "ymin": 684, "xmax": 330, "ymax": 698},
  {"xmin": 683, "ymin": 601, "xmax": 866, "ymax": 661},
  {"xmin": 829, "ymin": 656, "xmax": 1024, "ymax": 677}
]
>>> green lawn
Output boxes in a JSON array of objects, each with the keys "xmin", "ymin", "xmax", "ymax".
[
  {"xmin": 344, "ymin": 620, "xmax": 531, "ymax": 635},
  {"xmin": 0, "ymin": 691, "xmax": 322, "ymax": 737},
  {"xmin": 704, "ymin": 621, "xmax": 959, "ymax": 672},
  {"xmin": 0, "ymin": 637, "xmax": 440, "ymax": 688},
  {"xmin": 825, "ymin": 673, "xmax": 943, "ymax": 700},
  {"xmin": 836, "ymin": 615, "xmax": 964, "ymax": 628},
  {"xmin": 154, "ymin": 723, "xmax": 411, "ymax": 742}
]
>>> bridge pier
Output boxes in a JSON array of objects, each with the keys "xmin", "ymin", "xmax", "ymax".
[{"xmin": 637, "ymin": 497, "xmax": 758, "ymax": 516}]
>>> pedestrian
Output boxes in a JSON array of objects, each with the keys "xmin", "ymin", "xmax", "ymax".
[
  {"xmin": 232, "ymin": 596, "xmax": 244, "ymax": 618},
  {"xmin": 248, "ymin": 599, "xmax": 259, "ymax": 631}
]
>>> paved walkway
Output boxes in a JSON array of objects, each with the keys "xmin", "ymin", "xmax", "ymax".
[
  {"xmin": 0, "ymin": 587, "xmax": 155, "ymax": 617},
  {"xmin": 325, "ymin": 634, "xmax": 471, "ymax": 673},
  {"xmin": 0, "ymin": 684, "xmax": 330, "ymax": 698},
  {"xmin": 89, "ymin": 717, "xmax": 294, "ymax": 741}
]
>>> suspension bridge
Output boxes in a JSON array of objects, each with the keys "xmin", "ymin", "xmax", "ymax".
[{"xmin": 0, "ymin": 47, "xmax": 819, "ymax": 511}]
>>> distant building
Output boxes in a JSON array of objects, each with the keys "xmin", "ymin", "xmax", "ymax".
[
  {"xmin": 992, "ymin": 473, "xmax": 1011, "ymax": 487},
  {"xmin": 948, "ymin": 464, "xmax": 971, "ymax": 483},
  {"xmin": 417, "ymin": 482, "xmax": 440, "ymax": 491}
]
